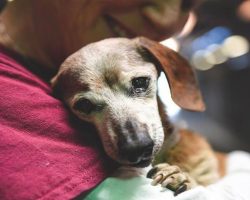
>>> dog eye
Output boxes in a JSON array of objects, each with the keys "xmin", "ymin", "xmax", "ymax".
[
  {"xmin": 132, "ymin": 77, "xmax": 150, "ymax": 93},
  {"xmin": 73, "ymin": 98, "xmax": 95, "ymax": 114}
]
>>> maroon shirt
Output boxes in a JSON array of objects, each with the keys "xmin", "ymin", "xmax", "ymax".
[{"xmin": 0, "ymin": 49, "xmax": 115, "ymax": 200}]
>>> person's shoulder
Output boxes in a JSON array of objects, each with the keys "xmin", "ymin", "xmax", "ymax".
[{"xmin": 0, "ymin": 47, "xmax": 51, "ymax": 92}]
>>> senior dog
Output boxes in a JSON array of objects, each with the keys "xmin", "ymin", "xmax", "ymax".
[{"xmin": 51, "ymin": 37, "xmax": 226, "ymax": 196}]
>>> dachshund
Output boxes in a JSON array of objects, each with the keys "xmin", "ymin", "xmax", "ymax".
[{"xmin": 51, "ymin": 37, "xmax": 226, "ymax": 196}]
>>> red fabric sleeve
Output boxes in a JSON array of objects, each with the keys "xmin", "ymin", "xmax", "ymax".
[{"xmin": 0, "ymin": 49, "xmax": 116, "ymax": 200}]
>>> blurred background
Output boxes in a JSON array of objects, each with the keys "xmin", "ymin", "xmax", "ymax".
[{"xmin": 159, "ymin": 0, "xmax": 250, "ymax": 152}]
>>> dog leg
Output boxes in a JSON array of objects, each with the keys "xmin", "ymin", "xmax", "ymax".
[{"xmin": 147, "ymin": 129, "xmax": 227, "ymax": 195}]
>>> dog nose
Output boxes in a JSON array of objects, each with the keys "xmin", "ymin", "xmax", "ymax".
[
  {"xmin": 114, "ymin": 119, "xmax": 155, "ymax": 164},
  {"xmin": 119, "ymin": 137, "xmax": 154, "ymax": 163}
]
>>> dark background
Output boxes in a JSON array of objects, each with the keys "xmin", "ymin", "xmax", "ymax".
[{"xmin": 175, "ymin": 0, "xmax": 250, "ymax": 152}]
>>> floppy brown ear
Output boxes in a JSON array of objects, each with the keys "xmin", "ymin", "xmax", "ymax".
[{"xmin": 134, "ymin": 37, "xmax": 205, "ymax": 112}]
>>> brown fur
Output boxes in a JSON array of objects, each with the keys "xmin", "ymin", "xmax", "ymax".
[
  {"xmin": 154, "ymin": 98, "xmax": 226, "ymax": 189},
  {"xmin": 157, "ymin": 130, "xmax": 225, "ymax": 184},
  {"xmin": 215, "ymin": 152, "xmax": 227, "ymax": 177},
  {"xmin": 136, "ymin": 37, "xmax": 226, "ymax": 188}
]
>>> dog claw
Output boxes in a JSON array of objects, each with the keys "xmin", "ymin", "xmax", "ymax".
[
  {"xmin": 174, "ymin": 184, "xmax": 187, "ymax": 196},
  {"xmin": 151, "ymin": 174, "xmax": 163, "ymax": 186},
  {"xmin": 146, "ymin": 167, "xmax": 158, "ymax": 178}
]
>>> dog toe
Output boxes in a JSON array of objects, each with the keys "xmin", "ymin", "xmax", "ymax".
[{"xmin": 147, "ymin": 163, "xmax": 197, "ymax": 195}]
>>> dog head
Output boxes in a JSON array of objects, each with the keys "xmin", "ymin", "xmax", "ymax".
[{"xmin": 51, "ymin": 37, "xmax": 205, "ymax": 167}]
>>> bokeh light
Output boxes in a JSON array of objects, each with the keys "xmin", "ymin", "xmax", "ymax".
[{"xmin": 222, "ymin": 35, "xmax": 249, "ymax": 58}]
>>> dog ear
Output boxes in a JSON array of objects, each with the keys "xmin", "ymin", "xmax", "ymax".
[
  {"xmin": 50, "ymin": 69, "xmax": 72, "ymax": 99},
  {"xmin": 51, "ymin": 73, "xmax": 63, "ymax": 99},
  {"xmin": 51, "ymin": 68, "xmax": 89, "ymax": 101},
  {"xmin": 134, "ymin": 36, "xmax": 205, "ymax": 112},
  {"xmin": 50, "ymin": 70, "xmax": 73, "ymax": 100}
]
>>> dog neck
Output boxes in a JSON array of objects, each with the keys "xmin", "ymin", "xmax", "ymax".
[
  {"xmin": 151, "ymin": 126, "xmax": 181, "ymax": 166},
  {"xmin": 161, "ymin": 128, "xmax": 180, "ymax": 152}
]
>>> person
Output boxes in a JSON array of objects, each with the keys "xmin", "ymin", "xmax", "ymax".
[{"xmin": 0, "ymin": 0, "xmax": 198, "ymax": 199}]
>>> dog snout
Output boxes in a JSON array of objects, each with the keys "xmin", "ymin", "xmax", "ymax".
[
  {"xmin": 120, "ymin": 139, "xmax": 154, "ymax": 163},
  {"xmin": 116, "ymin": 119, "xmax": 154, "ymax": 164}
]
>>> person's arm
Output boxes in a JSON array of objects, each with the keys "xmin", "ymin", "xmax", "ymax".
[{"xmin": 0, "ymin": 49, "xmax": 116, "ymax": 200}]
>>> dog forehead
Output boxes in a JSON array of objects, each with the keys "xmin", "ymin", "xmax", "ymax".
[
  {"xmin": 86, "ymin": 39, "xmax": 144, "ymax": 68},
  {"xmin": 60, "ymin": 38, "xmax": 158, "ymax": 91},
  {"xmin": 71, "ymin": 41, "xmax": 143, "ymax": 71}
]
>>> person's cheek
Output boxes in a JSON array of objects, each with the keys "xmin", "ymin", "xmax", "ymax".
[
  {"xmin": 106, "ymin": 9, "xmax": 187, "ymax": 41},
  {"xmin": 101, "ymin": 0, "xmax": 151, "ymax": 11},
  {"xmin": 72, "ymin": 18, "xmax": 114, "ymax": 50},
  {"xmin": 142, "ymin": 0, "xmax": 186, "ymax": 31}
]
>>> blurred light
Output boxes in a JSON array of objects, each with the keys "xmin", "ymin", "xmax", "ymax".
[
  {"xmin": 157, "ymin": 73, "xmax": 181, "ymax": 117},
  {"xmin": 237, "ymin": 1, "xmax": 250, "ymax": 21},
  {"xmin": 203, "ymin": 50, "xmax": 217, "ymax": 65},
  {"xmin": 179, "ymin": 12, "xmax": 197, "ymax": 37},
  {"xmin": 191, "ymin": 26, "xmax": 231, "ymax": 52},
  {"xmin": 207, "ymin": 44, "xmax": 228, "ymax": 64},
  {"xmin": 205, "ymin": 27, "xmax": 232, "ymax": 44},
  {"xmin": 222, "ymin": 35, "xmax": 249, "ymax": 58},
  {"xmin": 190, "ymin": 26, "xmax": 249, "ymax": 71},
  {"xmin": 191, "ymin": 50, "xmax": 214, "ymax": 71},
  {"xmin": 160, "ymin": 38, "xmax": 179, "ymax": 52}
]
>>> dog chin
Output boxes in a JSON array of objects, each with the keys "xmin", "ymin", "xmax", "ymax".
[
  {"xmin": 130, "ymin": 159, "xmax": 152, "ymax": 168},
  {"xmin": 113, "ymin": 157, "xmax": 152, "ymax": 168}
]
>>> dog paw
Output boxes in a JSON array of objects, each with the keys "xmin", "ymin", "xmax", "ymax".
[{"xmin": 147, "ymin": 163, "xmax": 197, "ymax": 196}]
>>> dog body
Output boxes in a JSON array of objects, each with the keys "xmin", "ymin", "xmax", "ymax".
[{"xmin": 52, "ymin": 37, "xmax": 226, "ymax": 195}]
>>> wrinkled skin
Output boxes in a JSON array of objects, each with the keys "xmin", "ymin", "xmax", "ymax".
[{"xmin": 0, "ymin": 0, "xmax": 201, "ymax": 71}]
